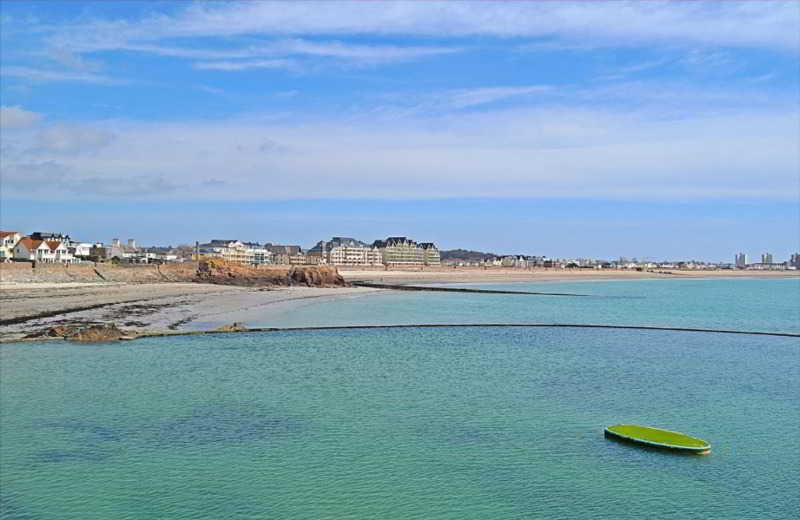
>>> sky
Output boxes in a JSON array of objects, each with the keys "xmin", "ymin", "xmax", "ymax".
[{"xmin": 1, "ymin": 0, "xmax": 798, "ymax": 261}]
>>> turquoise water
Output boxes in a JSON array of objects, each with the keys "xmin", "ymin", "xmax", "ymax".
[
  {"xmin": 2, "ymin": 279, "xmax": 799, "ymax": 519},
  {"xmin": 222, "ymin": 278, "xmax": 800, "ymax": 334}
]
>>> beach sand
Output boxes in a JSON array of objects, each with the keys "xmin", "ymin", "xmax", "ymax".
[{"xmin": 0, "ymin": 282, "xmax": 379, "ymax": 342}]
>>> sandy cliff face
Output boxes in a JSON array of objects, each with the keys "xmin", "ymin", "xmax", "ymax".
[{"xmin": 195, "ymin": 259, "xmax": 346, "ymax": 287}]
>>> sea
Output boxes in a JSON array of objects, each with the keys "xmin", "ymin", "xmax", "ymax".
[{"xmin": 1, "ymin": 277, "xmax": 798, "ymax": 519}]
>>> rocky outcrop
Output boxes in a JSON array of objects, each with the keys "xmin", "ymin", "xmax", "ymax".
[
  {"xmin": 67, "ymin": 324, "xmax": 127, "ymax": 342},
  {"xmin": 215, "ymin": 322, "xmax": 248, "ymax": 332},
  {"xmin": 25, "ymin": 323, "xmax": 127, "ymax": 342},
  {"xmin": 196, "ymin": 259, "xmax": 347, "ymax": 288},
  {"xmin": 288, "ymin": 265, "xmax": 346, "ymax": 287}
]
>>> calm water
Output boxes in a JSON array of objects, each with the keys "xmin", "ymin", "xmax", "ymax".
[
  {"xmin": 2, "ymin": 279, "xmax": 798, "ymax": 519},
  {"xmin": 206, "ymin": 277, "xmax": 800, "ymax": 334}
]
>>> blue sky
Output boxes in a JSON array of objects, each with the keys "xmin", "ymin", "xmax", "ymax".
[{"xmin": 1, "ymin": 1, "xmax": 798, "ymax": 260}]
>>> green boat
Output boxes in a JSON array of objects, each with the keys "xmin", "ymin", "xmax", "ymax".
[{"xmin": 604, "ymin": 424, "xmax": 711, "ymax": 455}]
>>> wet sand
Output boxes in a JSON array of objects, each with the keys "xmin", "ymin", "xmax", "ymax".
[{"xmin": 0, "ymin": 282, "xmax": 379, "ymax": 342}]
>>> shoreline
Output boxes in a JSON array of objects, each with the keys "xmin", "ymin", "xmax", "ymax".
[
  {"xmin": 1, "ymin": 269, "xmax": 796, "ymax": 343},
  {"xmin": 338, "ymin": 267, "xmax": 797, "ymax": 284},
  {"xmin": 3, "ymin": 322, "xmax": 797, "ymax": 345},
  {"xmin": 0, "ymin": 283, "xmax": 381, "ymax": 342}
]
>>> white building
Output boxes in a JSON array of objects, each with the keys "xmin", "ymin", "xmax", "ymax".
[
  {"xmin": 761, "ymin": 252, "xmax": 773, "ymax": 264},
  {"xmin": 735, "ymin": 252, "xmax": 748, "ymax": 268},
  {"xmin": 308, "ymin": 237, "xmax": 382, "ymax": 266},
  {"xmin": 370, "ymin": 236, "xmax": 440, "ymax": 267},
  {"xmin": 14, "ymin": 238, "xmax": 74, "ymax": 263},
  {"xmin": 0, "ymin": 231, "xmax": 21, "ymax": 262},
  {"xmin": 198, "ymin": 239, "xmax": 273, "ymax": 265},
  {"xmin": 70, "ymin": 242, "xmax": 94, "ymax": 259}
]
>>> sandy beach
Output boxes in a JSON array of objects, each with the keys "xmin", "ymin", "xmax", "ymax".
[
  {"xmin": 1, "ymin": 267, "xmax": 795, "ymax": 342},
  {"xmin": 0, "ymin": 282, "xmax": 379, "ymax": 342}
]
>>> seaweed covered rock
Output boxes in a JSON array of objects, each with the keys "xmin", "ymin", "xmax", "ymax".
[
  {"xmin": 24, "ymin": 325, "xmax": 75, "ymax": 339},
  {"xmin": 215, "ymin": 322, "xmax": 248, "ymax": 332},
  {"xmin": 67, "ymin": 324, "xmax": 126, "ymax": 342}
]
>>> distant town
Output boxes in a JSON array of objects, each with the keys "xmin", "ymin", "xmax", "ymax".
[{"xmin": 0, "ymin": 230, "xmax": 798, "ymax": 271}]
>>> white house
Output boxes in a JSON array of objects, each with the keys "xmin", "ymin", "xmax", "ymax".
[
  {"xmin": 47, "ymin": 241, "xmax": 74, "ymax": 263},
  {"xmin": 70, "ymin": 242, "xmax": 94, "ymax": 259},
  {"xmin": 14, "ymin": 238, "xmax": 51, "ymax": 261},
  {"xmin": 0, "ymin": 231, "xmax": 21, "ymax": 262},
  {"xmin": 14, "ymin": 238, "xmax": 74, "ymax": 263}
]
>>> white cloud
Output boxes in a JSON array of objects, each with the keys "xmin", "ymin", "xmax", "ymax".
[
  {"xmin": 0, "ymin": 105, "xmax": 42, "ymax": 129},
  {"xmin": 49, "ymin": 1, "xmax": 800, "ymax": 53},
  {"xmin": 36, "ymin": 125, "xmax": 116, "ymax": 155},
  {"xmin": 2, "ymin": 103, "xmax": 796, "ymax": 202}
]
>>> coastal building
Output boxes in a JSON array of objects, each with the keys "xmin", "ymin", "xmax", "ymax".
[
  {"xmin": 761, "ymin": 252, "xmax": 773, "ymax": 264},
  {"xmin": 14, "ymin": 238, "xmax": 49, "ymax": 262},
  {"xmin": 791, "ymin": 253, "xmax": 800, "ymax": 269},
  {"xmin": 265, "ymin": 244, "xmax": 304, "ymax": 265},
  {"xmin": 69, "ymin": 242, "xmax": 94, "ymax": 259},
  {"xmin": 372, "ymin": 236, "xmax": 426, "ymax": 266},
  {"xmin": 308, "ymin": 237, "xmax": 382, "ymax": 266},
  {"xmin": 242, "ymin": 242, "xmax": 273, "ymax": 265},
  {"xmin": 13, "ymin": 237, "xmax": 74, "ymax": 263},
  {"xmin": 420, "ymin": 242, "xmax": 441, "ymax": 266},
  {"xmin": 735, "ymin": 252, "xmax": 748, "ymax": 269},
  {"xmin": 31, "ymin": 232, "xmax": 72, "ymax": 245},
  {"xmin": 0, "ymin": 231, "xmax": 21, "ymax": 262},
  {"xmin": 198, "ymin": 239, "xmax": 252, "ymax": 264},
  {"xmin": 369, "ymin": 236, "xmax": 440, "ymax": 267},
  {"xmin": 198, "ymin": 240, "xmax": 276, "ymax": 265}
]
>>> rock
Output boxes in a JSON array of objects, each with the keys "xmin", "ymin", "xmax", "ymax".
[
  {"xmin": 25, "ymin": 325, "xmax": 80, "ymax": 339},
  {"xmin": 215, "ymin": 322, "xmax": 248, "ymax": 332},
  {"xmin": 66, "ymin": 324, "xmax": 126, "ymax": 342},
  {"xmin": 288, "ymin": 266, "xmax": 346, "ymax": 287},
  {"xmin": 195, "ymin": 259, "xmax": 347, "ymax": 288}
]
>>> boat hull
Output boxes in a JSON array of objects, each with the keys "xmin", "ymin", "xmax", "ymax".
[{"xmin": 604, "ymin": 427, "xmax": 711, "ymax": 455}]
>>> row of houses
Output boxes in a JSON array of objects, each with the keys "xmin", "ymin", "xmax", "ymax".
[
  {"xmin": 198, "ymin": 240, "xmax": 310, "ymax": 265},
  {"xmin": 1, "ymin": 232, "xmax": 82, "ymax": 264},
  {"xmin": 198, "ymin": 236, "xmax": 441, "ymax": 267},
  {"xmin": 306, "ymin": 236, "xmax": 440, "ymax": 267},
  {"xmin": 0, "ymin": 232, "xmax": 186, "ymax": 264}
]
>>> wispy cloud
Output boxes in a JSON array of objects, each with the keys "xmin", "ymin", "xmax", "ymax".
[
  {"xmin": 193, "ymin": 59, "xmax": 296, "ymax": 71},
  {"xmin": 0, "ymin": 65, "xmax": 126, "ymax": 85},
  {"xmin": 3, "ymin": 100, "xmax": 796, "ymax": 202},
  {"xmin": 445, "ymin": 86, "xmax": 552, "ymax": 109}
]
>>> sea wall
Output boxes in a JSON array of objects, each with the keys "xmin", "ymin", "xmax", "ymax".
[
  {"xmin": 0, "ymin": 262, "xmax": 193, "ymax": 283},
  {"xmin": 0, "ymin": 260, "xmax": 346, "ymax": 287}
]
